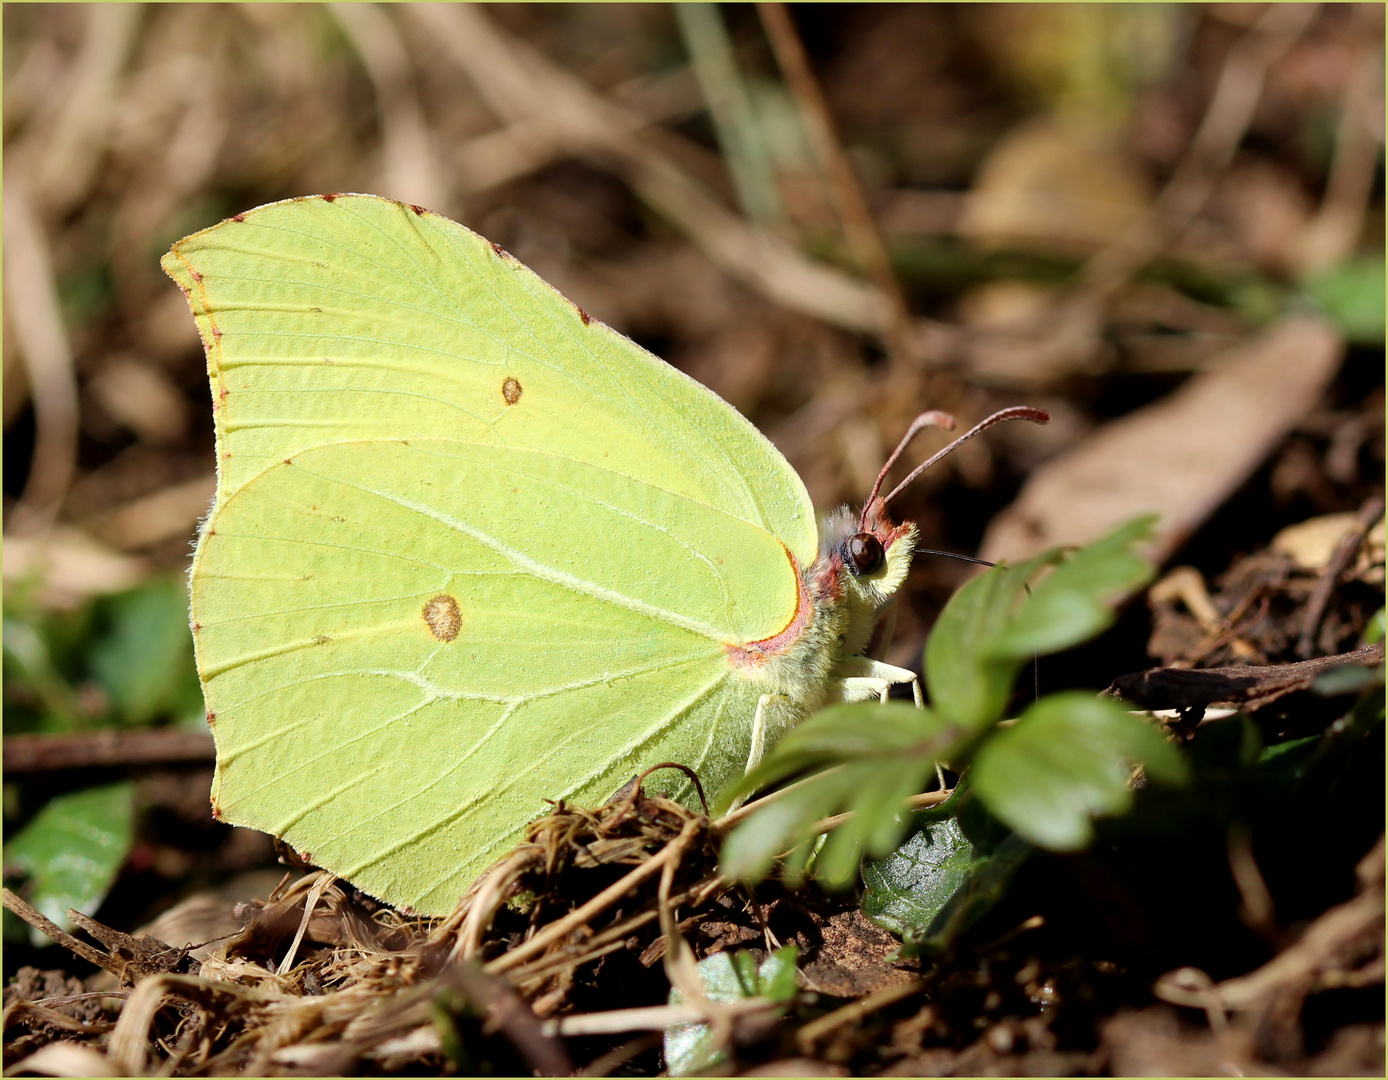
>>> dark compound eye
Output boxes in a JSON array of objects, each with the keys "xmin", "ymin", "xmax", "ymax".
[{"xmin": 843, "ymin": 532, "xmax": 884, "ymax": 576}]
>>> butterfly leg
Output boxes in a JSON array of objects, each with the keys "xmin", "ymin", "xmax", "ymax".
[
  {"xmin": 834, "ymin": 656, "xmax": 921, "ymax": 705},
  {"xmin": 725, "ymin": 693, "xmax": 784, "ymax": 812},
  {"xmin": 746, "ymin": 693, "xmax": 781, "ymax": 775}
]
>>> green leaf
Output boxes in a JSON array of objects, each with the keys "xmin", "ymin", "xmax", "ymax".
[
  {"xmin": 665, "ymin": 946, "xmax": 799, "ymax": 1076},
  {"xmin": 4, "ymin": 782, "xmax": 136, "ymax": 946},
  {"xmin": 1256, "ymin": 734, "xmax": 1321, "ymax": 796},
  {"xmin": 1302, "ymin": 256, "xmax": 1386, "ymax": 345},
  {"xmin": 2, "ymin": 618, "xmax": 85, "ymax": 732},
  {"xmin": 924, "ymin": 554, "xmax": 1052, "ymax": 729},
  {"xmin": 925, "ymin": 518, "xmax": 1156, "ymax": 728},
  {"xmin": 972, "ymin": 693, "xmax": 1188, "ymax": 851},
  {"xmin": 89, "ymin": 578, "xmax": 195, "ymax": 725},
  {"xmin": 718, "ymin": 704, "xmax": 966, "ymax": 888},
  {"xmin": 988, "ymin": 516, "xmax": 1156, "ymax": 659},
  {"xmin": 1363, "ymin": 607, "xmax": 1385, "ymax": 645},
  {"xmin": 863, "ymin": 809, "xmax": 1032, "ymax": 958}
]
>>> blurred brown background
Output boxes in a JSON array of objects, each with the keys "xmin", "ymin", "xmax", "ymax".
[
  {"xmin": 2, "ymin": 0, "xmax": 1383, "ymax": 722},
  {"xmin": 4, "ymin": 3, "xmax": 1382, "ymax": 621},
  {"xmin": 1, "ymin": 5, "xmax": 1383, "ymax": 1069}
]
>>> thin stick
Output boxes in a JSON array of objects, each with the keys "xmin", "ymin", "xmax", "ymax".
[
  {"xmin": 757, "ymin": 1, "xmax": 917, "ymax": 364},
  {"xmin": 1, "ymin": 887, "xmax": 123, "ymax": 978},
  {"xmin": 506, "ymin": 872, "xmax": 725, "ymax": 985},
  {"xmin": 485, "ymin": 826, "xmax": 694, "ymax": 975},
  {"xmin": 2, "ymin": 181, "xmax": 79, "ymax": 537},
  {"xmin": 795, "ymin": 978, "xmax": 926, "ymax": 1052},
  {"xmin": 542, "ymin": 998, "xmax": 781, "ymax": 1038},
  {"xmin": 1297, "ymin": 496, "xmax": 1384, "ymax": 658},
  {"xmin": 807, "ymin": 788, "xmax": 952, "ymax": 838},
  {"xmin": 3, "ymin": 729, "xmax": 215, "ymax": 774}
]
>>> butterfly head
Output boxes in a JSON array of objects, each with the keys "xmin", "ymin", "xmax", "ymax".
[{"xmin": 817, "ymin": 406, "xmax": 1050, "ymax": 656}]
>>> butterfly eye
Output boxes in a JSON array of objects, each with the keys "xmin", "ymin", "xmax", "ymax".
[{"xmin": 843, "ymin": 532, "xmax": 884, "ymax": 576}]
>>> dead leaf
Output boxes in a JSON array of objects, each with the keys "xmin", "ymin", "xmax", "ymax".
[{"xmin": 979, "ymin": 314, "xmax": 1345, "ymax": 566}]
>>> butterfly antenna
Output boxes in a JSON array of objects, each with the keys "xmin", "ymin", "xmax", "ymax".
[
  {"xmin": 859, "ymin": 410, "xmax": 957, "ymax": 530},
  {"xmin": 914, "ymin": 548, "xmax": 996, "ymax": 569},
  {"xmin": 876, "ymin": 406, "xmax": 1051, "ymax": 515}
]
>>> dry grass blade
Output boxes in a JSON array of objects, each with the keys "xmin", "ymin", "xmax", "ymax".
[
  {"xmin": 275, "ymin": 872, "xmax": 335, "ymax": 976},
  {"xmin": 328, "ymin": 3, "xmax": 446, "ymax": 212},
  {"xmin": 676, "ymin": 3, "xmax": 783, "ymax": 228},
  {"xmin": 1, "ymin": 182, "xmax": 79, "ymax": 537},
  {"xmin": 757, "ymin": 2, "xmax": 917, "ymax": 366},
  {"xmin": 795, "ymin": 978, "xmax": 925, "ymax": 1053},
  {"xmin": 2, "ymin": 1041, "xmax": 119, "ymax": 1078},
  {"xmin": 405, "ymin": 2, "xmax": 891, "ymax": 336},
  {"xmin": 18, "ymin": 5, "xmax": 140, "ymax": 216},
  {"xmin": 1292, "ymin": 3, "xmax": 1386, "ymax": 272},
  {"xmin": 545, "ymin": 998, "xmax": 783, "ymax": 1037},
  {"xmin": 484, "ymin": 815, "xmax": 698, "ymax": 977}
]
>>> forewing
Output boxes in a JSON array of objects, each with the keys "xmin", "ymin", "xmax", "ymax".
[{"xmin": 161, "ymin": 194, "xmax": 817, "ymax": 566}]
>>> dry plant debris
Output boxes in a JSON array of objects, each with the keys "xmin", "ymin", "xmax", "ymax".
[{"xmin": 3, "ymin": 4, "xmax": 1383, "ymax": 1076}]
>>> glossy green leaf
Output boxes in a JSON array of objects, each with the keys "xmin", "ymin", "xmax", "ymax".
[
  {"xmin": 4, "ymin": 782, "xmax": 136, "ymax": 946},
  {"xmin": 972, "ymin": 693, "xmax": 1188, "ymax": 850},
  {"xmin": 923, "ymin": 554, "xmax": 1051, "ymax": 729},
  {"xmin": 862, "ymin": 808, "xmax": 1032, "ymax": 958},
  {"xmin": 925, "ymin": 518, "xmax": 1155, "ymax": 729},
  {"xmin": 665, "ymin": 946, "xmax": 799, "ymax": 1076}
]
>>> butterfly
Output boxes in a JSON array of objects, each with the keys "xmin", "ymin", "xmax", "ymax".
[{"xmin": 163, "ymin": 193, "xmax": 1046, "ymax": 915}]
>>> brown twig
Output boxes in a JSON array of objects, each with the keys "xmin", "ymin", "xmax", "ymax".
[
  {"xmin": 1, "ymin": 887, "xmax": 126, "ymax": 979},
  {"xmin": 3, "ymin": 728, "xmax": 216, "ymax": 774},
  {"xmin": 2, "ymin": 180, "xmax": 80, "ymax": 537},
  {"xmin": 483, "ymin": 825, "xmax": 693, "ymax": 975},
  {"xmin": 505, "ymin": 871, "xmax": 725, "ymax": 987},
  {"xmin": 794, "ymin": 977, "xmax": 925, "ymax": 1053},
  {"xmin": 808, "ymin": 788, "xmax": 953, "ymax": 837},
  {"xmin": 1107, "ymin": 642, "xmax": 1385, "ymax": 714},
  {"xmin": 756, "ymin": 2, "xmax": 917, "ymax": 366},
  {"xmin": 450, "ymin": 962, "xmax": 574, "ymax": 1077},
  {"xmin": 1297, "ymin": 496, "xmax": 1385, "ymax": 658},
  {"xmin": 0, "ymin": 1001, "xmax": 115, "ymax": 1035},
  {"xmin": 406, "ymin": 3, "xmax": 889, "ymax": 336}
]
